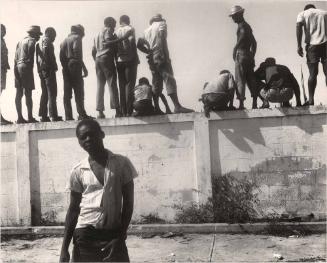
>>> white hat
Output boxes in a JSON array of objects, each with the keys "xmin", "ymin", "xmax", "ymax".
[{"xmin": 229, "ymin": 5, "xmax": 245, "ymax": 16}]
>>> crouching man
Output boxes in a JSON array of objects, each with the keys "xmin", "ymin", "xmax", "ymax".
[
  {"xmin": 133, "ymin": 77, "xmax": 155, "ymax": 116},
  {"xmin": 255, "ymin": 57, "xmax": 301, "ymax": 108},
  {"xmin": 59, "ymin": 119, "xmax": 137, "ymax": 262},
  {"xmin": 201, "ymin": 70, "xmax": 236, "ymax": 117}
]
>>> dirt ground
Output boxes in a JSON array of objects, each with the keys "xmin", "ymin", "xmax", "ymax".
[{"xmin": 0, "ymin": 233, "xmax": 326, "ymax": 262}]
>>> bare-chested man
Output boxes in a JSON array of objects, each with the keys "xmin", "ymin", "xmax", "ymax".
[{"xmin": 229, "ymin": 5, "xmax": 260, "ymax": 109}]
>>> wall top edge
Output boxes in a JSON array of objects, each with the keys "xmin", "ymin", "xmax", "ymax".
[{"xmin": 0, "ymin": 105, "xmax": 326, "ymax": 133}]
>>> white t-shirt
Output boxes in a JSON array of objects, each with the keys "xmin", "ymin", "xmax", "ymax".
[
  {"xmin": 203, "ymin": 73, "xmax": 236, "ymax": 95},
  {"xmin": 143, "ymin": 21, "xmax": 168, "ymax": 57},
  {"xmin": 296, "ymin": 8, "xmax": 327, "ymax": 45},
  {"xmin": 134, "ymin": 84, "xmax": 153, "ymax": 101},
  {"xmin": 116, "ymin": 25, "xmax": 138, "ymax": 63}
]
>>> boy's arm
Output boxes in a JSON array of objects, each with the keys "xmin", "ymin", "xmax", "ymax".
[{"xmin": 59, "ymin": 191, "xmax": 82, "ymax": 263}]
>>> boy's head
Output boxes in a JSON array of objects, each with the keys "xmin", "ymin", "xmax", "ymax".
[
  {"xmin": 139, "ymin": 77, "xmax": 150, "ymax": 85},
  {"xmin": 120, "ymin": 15, "xmax": 130, "ymax": 25},
  {"xmin": 104, "ymin": 17, "xmax": 116, "ymax": 28}
]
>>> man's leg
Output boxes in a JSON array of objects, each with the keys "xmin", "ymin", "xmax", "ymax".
[
  {"xmin": 161, "ymin": 62, "xmax": 193, "ymax": 113},
  {"xmin": 104, "ymin": 66, "xmax": 120, "ymax": 117},
  {"xmin": 307, "ymin": 62, "xmax": 318, "ymax": 105},
  {"xmin": 151, "ymin": 64, "xmax": 165, "ymax": 114},
  {"xmin": 159, "ymin": 93, "xmax": 172, "ymax": 114},
  {"xmin": 96, "ymin": 60, "xmax": 107, "ymax": 118},
  {"xmin": 117, "ymin": 64, "xmax": 127, "ymax": 116},
  {"xmin": 0, "ymin": 70, "xmax": 12, "ymax": 124},
  {"xmin": 25, "ymin": 89, "xmax": 37, "ymax": 122},
  {"xmin": 63, "ymin": 69, "xmax": 74, "ymax": 120},
  {"xmin": 125, "ymin": 64, "xmax": 138, "ymax": 116},
  {"xmin": 73, "ymin": 75, "xmax": 88, "ymax": 119},
  {"xmin": 38, "ymin": 77, "xmax": 49, "ymax": 121},
  {"xmin": 235, "ymin": 57, "xmax": 246, "ymax": 109},
  {"xmin": 46, "ymin": 72, "xmax": 62, "ymax": 121},
  {"xmin": 15, "ymin": 87, "xmax": 26, "ymax": 123}
]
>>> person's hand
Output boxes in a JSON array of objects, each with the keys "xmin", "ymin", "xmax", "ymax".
[
  {"xmin": 59, "ymin": 250, "xmax": 70, "ymax": 263},
  {"xmin": 82, "ymin": 68, "xmax": 88, "ymax": 78},
  {"xmin": 101, "ymin": 237, "xmax": 124, "ymax": 261},
  {"xmin": 297, "ymin": 46, "xmax": 303, "ymax": 57},
  {"xmin": 233, "ymin": 48, "xmax": 237, "ymax": 61}
]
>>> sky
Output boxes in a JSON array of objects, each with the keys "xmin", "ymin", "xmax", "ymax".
[{"xmin": 1, "ymin": 0, "xmax": 326, "ymax": 120}]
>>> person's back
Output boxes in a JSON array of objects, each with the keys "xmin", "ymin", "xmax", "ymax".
[
  {"xmin": 297, "ymin": 8, "xmax": 327, "ymax": 45},
  {"xmin": 94, "ymin": 27, "xmax": 117, "ymax": 59},
  {"xmin": 203, "ymin": 72, "xmax": 235, "ymax": 95},
  {"xmin": 36, "ymin": 36, "xmax": 57, "ymax": 73},
  {"xmin": 15, "ymin": 36, "xmax": 35, "ymax": 67},
  {"xmin": 116, "ymin": 24, "xmax": 138, "ymax": 63},
  {"xmin": 144, "ymin": 20, "xmax": 169, "ymax": 62},
  {"xmin": 237, "ymin": 21, "xmax": 253, "ymax": 51},
  {"xmin": 134, "ymin": 83, "xmax": 152, "ymax": 102}
]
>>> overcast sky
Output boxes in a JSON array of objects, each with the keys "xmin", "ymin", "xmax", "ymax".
[{"xmin": 1, "ymin": 0, "xmax": 326, "ymax": 120}]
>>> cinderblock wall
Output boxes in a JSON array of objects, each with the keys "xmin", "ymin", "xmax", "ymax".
[{"xmin": 1, "ymin": 107, "xmax": 326, "ymax": 226}]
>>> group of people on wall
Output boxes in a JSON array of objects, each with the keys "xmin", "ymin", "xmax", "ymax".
[{"xmin": 0, "ymin": 4, "xmax": 326, "ymax": 124}]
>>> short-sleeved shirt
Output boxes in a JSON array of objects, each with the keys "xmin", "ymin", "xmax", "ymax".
[
  {"xmin": 60, "ymin": 33, "xmax": 83, "ymax": 67},
  {"xmin": 143, "ymin": 21, "xmax": 170, "ymax": 62},
  {"xmin": 203, "ymin": 72, "xmax": 236, "ymax": 95},
  {"xmin": 296, "ymin": 8, "xmax": 327, "ymax": 45},
  {"xmin": 116, "ymin": 25, "xmax": 139, "ymax": 64},
  {"xmin": 134, "ymin": 84, "xmax": 153, "ymax": 102},
  {"xmin": 14, "ymin": 36, "xmax": 36, "ymax": 66},
  {"xmin": 93, "ymin": 27, "xmax": 117, "ymax": 59},
  {"xmin": 36, "ymin": 36, "xmax": 58, "ymax": 73},
  {"xmin": 68, "ymin": 150, "xmax": 138, "ymax": 230}
]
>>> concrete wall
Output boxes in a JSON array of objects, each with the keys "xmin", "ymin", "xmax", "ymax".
[{"xmin": 1, "ymin": 106, "xmax": 326, "ymax": 226}]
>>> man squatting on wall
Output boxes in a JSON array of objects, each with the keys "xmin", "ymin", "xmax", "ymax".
[{"xmin": 60, "ymin": 119, "xmax": 137, "ymax": 262}]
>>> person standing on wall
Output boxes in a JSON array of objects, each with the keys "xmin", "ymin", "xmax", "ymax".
[
  {"xmin": 137, "ymin": 14, "xmax": 194, "ymax": 114},
  {"xmin": 296, "ymin": 4, "xmax": 327, "ymax": 106},
  {"xmin": 60, "ymin": 24, "xmax": 93, "ymax": 121},
  {"xmin": 229, "ymin": 6, "xmax": 261, "ymax": 110},
  {"xmin": 116, "ymin": 15, "xmax": 140, "ymax": 117},
  {"xmin": 92, "ymin": 17, "xmax": 124, "ymax": 119},
  {"xmin": 14, "ymin": 25, "xmax": 42, "ymax": 124},
  {"xmin": 36, "ymin": 27, "xmax": 63, "ymax": 122},
  {"xmin": 0, "ymin": 24, "xmax": 13, "ymax": 125},
  {"xmin": 59, "ymin": 119, "xmax": 137, "ymax": 262}
]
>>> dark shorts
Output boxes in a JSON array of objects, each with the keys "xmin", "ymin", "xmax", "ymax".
[
  {"xmin": 15, "ymin": 64, "xmax": 35, "ymax": 91},
  {"xmin": 306, "ymin": 42, "xmax": 327, "ymax": 64},
  {"xmin": 260, "ymin": 87, "xmax": 293, "ymax": 103},
  {"xmin": 202, "ymin": 93, "xmax": 230, "ymax": 110},
  {"xmin": 133, "ymin": 99, "xmax": 154, "ymax": 115},
  {"xmin": 72, "ymin": 226, "xmax": 129, "ymax": 262}
]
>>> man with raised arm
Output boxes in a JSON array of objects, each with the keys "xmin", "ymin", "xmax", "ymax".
[{"xmin": 137, "ymin": 14, "xmax": 193, "ymax": 114}]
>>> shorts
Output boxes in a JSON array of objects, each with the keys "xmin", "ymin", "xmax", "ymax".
[
  {"xmin": 306, "ymin": 42, "xmax": 327, "ymax": 64},
  {"xmin": 260, "ymin": 87, "xmax": 293, "ymax": 103},
  {"xmin": 202, "ymin": 93, "xmax": 230, "ymax": 110},
  {"xmin": 15, "ymin": 64, "xmax": 35, "ymax": 91}
]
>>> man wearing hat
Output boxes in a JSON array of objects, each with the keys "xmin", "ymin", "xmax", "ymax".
[
  {"xmin": 36, "ymin": 27, "xmax": 63, "ymax": 122},
  {"xmin": 255, "ymin": 58, "xmax": 302, "ymax": 108},
  {"xmin": 14, "ymin": 25, "xmax": 42, "ymax": 123},
  {"xmin": 137, "ymin": 14, "xmax": 193, "ymax": 114},
  {"xmin": 60, "ymin": 24, "xmax": 92, "ymax": 121},
  {"xmin": 0, "ymin": 24, "xmax": 13, "ymax": 125},
  {"xmin": 229, "ymin": 6, "xmax": 259, "ymax": 110}
]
